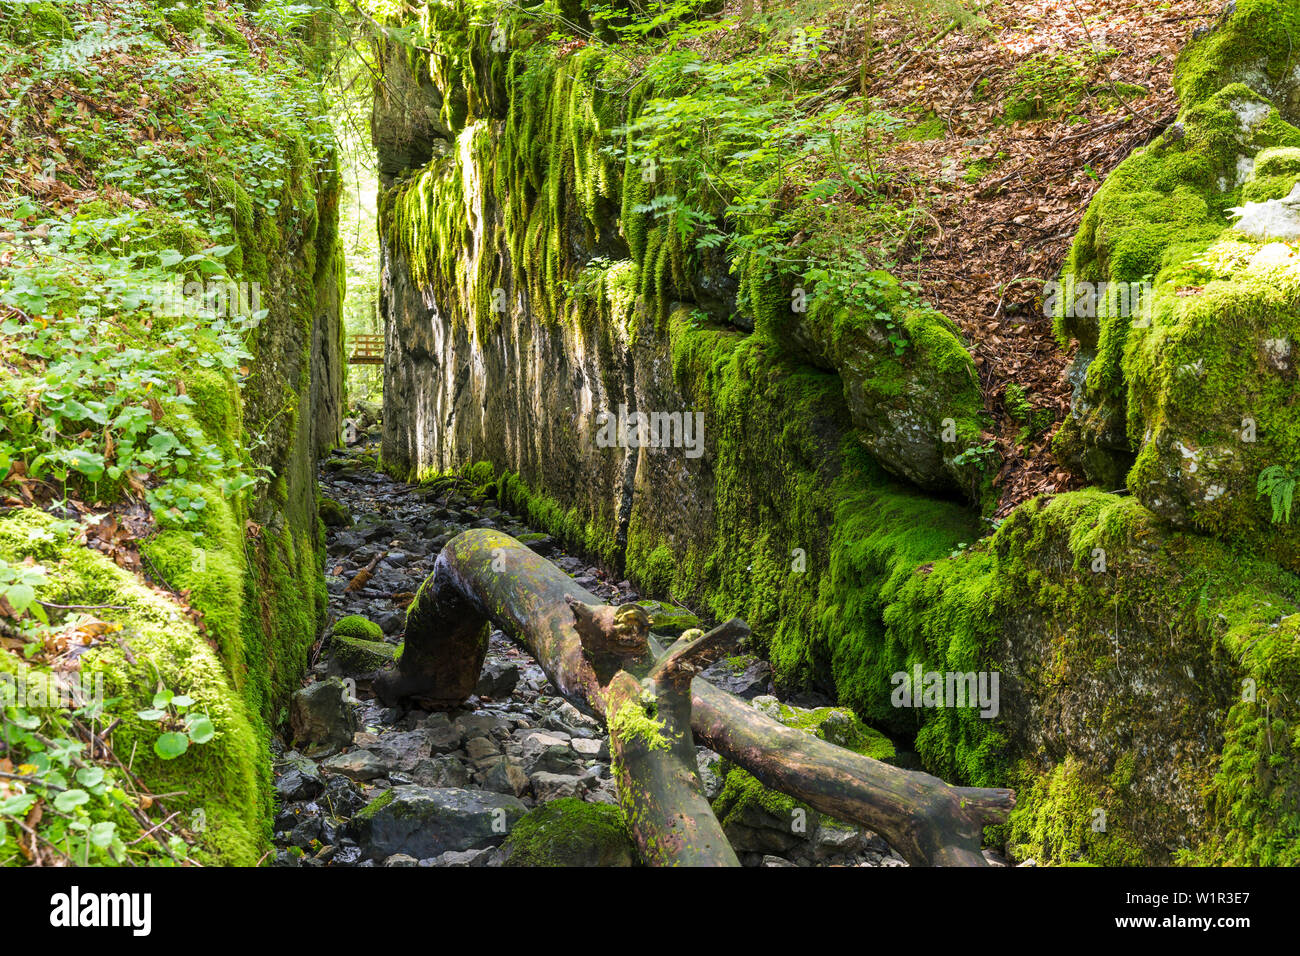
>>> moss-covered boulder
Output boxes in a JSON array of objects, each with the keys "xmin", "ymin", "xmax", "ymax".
[
  {"xmin": 333, "ymin": 614, "xmax": 383, "ymax": 640},
  {"xmin": 883, "ymin": 490, "xmax": 1300, "ymax": 865},
  {"xmin": 332, "ymin": 635, "xmax": 401, "ymax": 673},
  {"xmin": 749, "ymin": 696, "xmax": 897, "ymax": 763},
  {"xmin": 319, "ymin": 497, "xmax": 353, "ymax": 528},
  {"xmin": 0, "ymin": 510, "xmax": 266, "ymax": 864},
  {"xmin": 498, "ymin": 797, "xmax": 638, "ymax": 866},
  {"xmin": 1054, "ymin": 0, "xmax": 1300, "ymax": 570},
  {"xmin": 759, "ymin": 268, "xmax": 992, "ymax": 503}
]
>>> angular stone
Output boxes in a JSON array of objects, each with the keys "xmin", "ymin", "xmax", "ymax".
[
  {"xmin": 289, "ymin": 679, "xmax": 357, "ymax": 757},
  {"xmin": 322, "ymin": 749, "xmax": 387, "ymax": 782},
  {"xmin": 476, "ymin": 756, "xmax": 530, "ymax": 797},
  {"xmin": 475, "ymin": 659, "xmax": 519, "ymax": 698},
  {"xmin": 409, "ymin": 754, "xmax": 472, "ymax": 789},
  {"xmin": 274, "ymin": 755, "xmax": 323, "ymax": 801},
  {"xmin": 356, "ymin": 787, "xmax": 527, "ymax": 860},
  {"xmin": 530, "ymin": 772, "xmax": 589, "ymax": 802},
  {"xmin": 422, "ymin": 714, "xmax": 464, "ymax": 754},
  {"xmin": 464, "ymin": 735, "xmax": 499, "ymax": 762},
  {"xmin": 370, "ymin": 730, "xmax": 432, "ymax": 773},
  {"xmin": 569, "ymin": 736, "xmax": 608, "ymax": 760}
]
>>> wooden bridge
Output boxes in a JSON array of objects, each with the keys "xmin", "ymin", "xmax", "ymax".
[{"xmin": 348, "ymin": 334, "xmax": 384, "ymax": 365}]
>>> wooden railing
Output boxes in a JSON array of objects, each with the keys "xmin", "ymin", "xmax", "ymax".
[{"xmin": 348, "ymin": 334, "xmax": 384, "ymax": 365}]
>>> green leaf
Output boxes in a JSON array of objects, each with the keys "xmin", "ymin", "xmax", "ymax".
[
  {"xmin": 187, "ymin": 715, "xmax": 215, "ymax": 744},
  {"xmin": 54, "ymin": 788, "xmax": 90, "ymax": 812},
  {"xmin": 4, "ymin": 583, "xmax": 35, "ymax": 614},
  {"xmin": 0, "ymin": 794, "xmax": 38, "ymax": 816},
  {"xmin": 135, "ymin": 708, "xmax": 167, "ymax": 721},
  {"xmin": 75, "ymin": 767, "xmax": 105, "ymax": 788},
  {"xmin": 89, "ymin": 821, "xmax": 117, "ymax": 848},
  {"xmin": 154, "ymin": 732, "xmax": 189, "ymax": 760}
]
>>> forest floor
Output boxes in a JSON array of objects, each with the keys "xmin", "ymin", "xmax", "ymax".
[{"xmin": 832, "ymin": 0, "xmax": 1221, "ymax": 512}]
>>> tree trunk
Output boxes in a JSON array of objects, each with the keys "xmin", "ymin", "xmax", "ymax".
[{"xmin": 375, "ymin": 528, "xmax": 1014, "ymax": 866}]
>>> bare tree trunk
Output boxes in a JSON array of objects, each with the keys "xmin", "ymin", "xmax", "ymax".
[{"xmin": 375, "ymin": 529, "xmax": 1014, "ymax": 866}]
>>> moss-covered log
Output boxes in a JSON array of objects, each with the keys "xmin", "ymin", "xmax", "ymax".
[{"xmin": 376, "ymin": 529, "xmax": 1014, "ymax": 866}]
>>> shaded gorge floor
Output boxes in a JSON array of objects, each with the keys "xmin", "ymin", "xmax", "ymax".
[{"xmin": 269, "ymin": 437, "xmax": 938, "ymax": 867}]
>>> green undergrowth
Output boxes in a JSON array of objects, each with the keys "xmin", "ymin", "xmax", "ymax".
[
  {"xmin": 887, "ymin": 489, "xmax": 1300, "ymax": 864},
  {"xmin": 0, "ymin": 0, "xmax": 342, "ymax": 864},
  {"xmin": 0, "ymin": 509, "xmax": 263, "ymax": 865}
]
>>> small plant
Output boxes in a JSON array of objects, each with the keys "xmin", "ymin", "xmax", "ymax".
[
  {"xmin": 953, "ymin": 441, "xmax": 998, "ymax": 470},
  {"xmin": 1257, "ymin": 464, "xmax": 1300, "ymax": 524},
  {"xmin": 135, "ymin": 688, "xmax": 216, "ymax": 760},
  {"xmin": 0, "ymin": 558, "xmax": 49, "ymax": 625}
]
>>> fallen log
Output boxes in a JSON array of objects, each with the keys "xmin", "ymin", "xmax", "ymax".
[{"xmin": 374, "ymin": 528, "xmax": 1014, "ymax": 866}]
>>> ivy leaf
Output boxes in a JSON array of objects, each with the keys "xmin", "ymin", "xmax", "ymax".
[{"xmin": 154, "ymin": 732, "xmax": 189, "ymax": 760}]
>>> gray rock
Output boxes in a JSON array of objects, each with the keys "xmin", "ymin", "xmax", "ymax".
[
  {"xmin": 409, "ymin": 754, "xmax": 472, "ymax": 788},
  {"xmin": 476, "ymin": 756, "xmax": 530, "ymax": 797},
  {"xmin": 455, "ymin": 711, "xmax": 509, "ymax": 741},
  {"xmin": 699, "ymin": 654, "xmax": 773, "ymax": 700},
  {"xmin": 570, "ymin": 736, "xmax": 608, "ymax": 760},
  {"xmin": 696, "ymin": 748, "xmax": 724, "ymax": 801},
  {"xmin": 527, "ymin": 744, "xmax": 584, "ymax": 776},
  {"xmin": 475, "ymin": 660, "xmax": 519, "ymax": 698},
  {"xmin": 530, "ymin": 772, "xmax": 589, "ymax": 802},
  {"xmin": 383, "ymin": 853, "xmax": 420, "ymax": 867},
  {"xmin": 422, "ymin": 713, "xmax": 464, "ymax": 754},
  {"xmin": 370, "ymin": 730, "xmax": 432, "ymax": 773},
  {"xmin": 357, "ymin": 786, "xmax": 527, "ymax": 860},
  {"xmin": 428, "ymin": 847, "xmax": 494, "ymax": 867},
  {"xmin": 761, "ymin": 855, "xmax": 798, "ymax": 867},
  {"xmin": 321, "ymin": 749, "xmax": 387, "ymax": 782},
  {"xmin": 274, "ymin": 755, "xmax": 323, "ymax": 801},
  {"xmin": 464, "ymin": 735, "xmax": 499, "ymax": 762},
  {"xmin": 289, "ymin": 679, "xmax": 357, "ymax": 757}
]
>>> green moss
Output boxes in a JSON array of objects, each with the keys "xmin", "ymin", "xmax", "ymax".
[
  {"xmin": 331, "ymin": 634, "xmax": 400, "ymax": 672},
  {"xmin": 0, "ymin": 509, "xmax": 265, "ymax": 864},
  {"xmin": 318, "ymin": 496, "xmax": 352, "ymax": 527},
  {"xmin": 608, "ymin": 697, "xmax": 670, "ymax": 754},
  {"xmin": 333, "ymin": 614, "xmax": 384, "ymax": 641},
  {"xmin": 500, "ymin": 797, "xmax": 637, "ymax": 866},
  {"xmin": 712, "ymin": 766, "xmax": 808, "ymax": 833},
  {"xmin": 0, "ymin": 1, "xmax": 73, "ymax": 43}
]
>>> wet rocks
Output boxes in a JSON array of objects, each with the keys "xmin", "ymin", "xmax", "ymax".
[
  {"xmin": 272, "ymin": 443, "xmax": 911, "ymax": 868},
  {"xmin": 290, "ymin": 679, "xmax": 357, "ymax": 757},
  {"xmin": 355, "ymin": 787, "xmax": 527, "ymax": 860}
]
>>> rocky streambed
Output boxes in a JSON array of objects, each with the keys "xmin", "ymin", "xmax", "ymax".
[{"xmin": 269, "ymin": 442, "xmax": 925, "ymax": 867}]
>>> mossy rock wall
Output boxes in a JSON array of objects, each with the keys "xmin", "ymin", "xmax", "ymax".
[
  {"xmin": 373, "ymin": 0, "xmax": 1300, "ymax": 863},
  {"xmin": 0, "ymin": 0, "xmax": 343, "ymax": 864}
]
